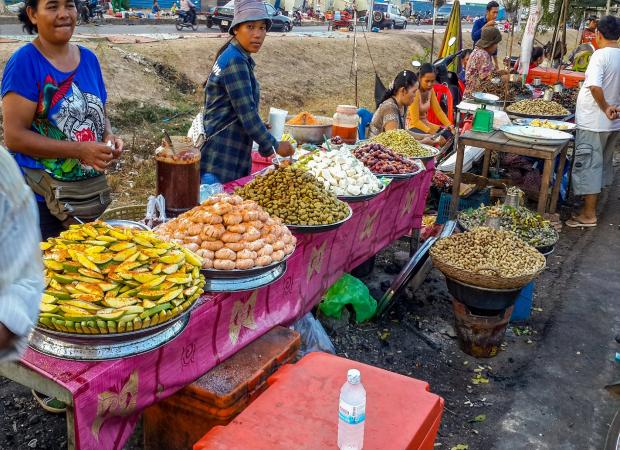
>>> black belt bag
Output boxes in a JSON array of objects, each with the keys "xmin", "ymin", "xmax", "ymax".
[{"xmin": 22, "ymin": 167, "xmax": 111, "ymax": 223}]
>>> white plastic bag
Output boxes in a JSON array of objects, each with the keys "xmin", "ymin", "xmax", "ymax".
[
  {"xmin": 144, "ymin": 195, "xmax": 167, "ymax": 229},
  {"xmin": 291, "ymin": 312, "xmax": 336, "ymax": 356}
]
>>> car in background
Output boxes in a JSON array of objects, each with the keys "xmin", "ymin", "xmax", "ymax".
[
  {"xmin": 371, "ymin": 2, "xmax": 408, "ymax": 29},
  {"xmin": 435, "ymin": 5, "xmax": 452, "ymax": 25},
  {"xmin": 209, "ymin": 0, "xmax": 293, "ymax": 33}
]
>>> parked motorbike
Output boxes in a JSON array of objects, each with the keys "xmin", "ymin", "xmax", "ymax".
[
  {"xmin": 176, "ymin": 6, "xmax": 198, "ymax": 31},
  {"xmin": 76, "ymin": 0, "xmax": 104, "ymax": 25}
]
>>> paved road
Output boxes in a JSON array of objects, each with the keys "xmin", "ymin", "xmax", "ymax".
[{"xmin": 0, "ymin": 22, "xmax": 471, "ymax": 37}]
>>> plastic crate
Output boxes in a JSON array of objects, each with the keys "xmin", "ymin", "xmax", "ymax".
[
  {"xmin": 436, "ymin": 189, "xmax": 491, "ymax": 225},
  {"xmin": 143, "ymin": 326, "xmax": 300, "ymax": 450},
  {"xmin": 194, "ymin": 353, "xmax": 444, "ymax": 450}
]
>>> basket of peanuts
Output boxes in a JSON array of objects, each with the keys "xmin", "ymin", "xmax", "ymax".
[{"xmin": 155, "ymin": 193, "xmax": 296, "ymax": 276}]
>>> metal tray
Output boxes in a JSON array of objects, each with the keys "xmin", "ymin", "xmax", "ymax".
[
  {"xmin": 415, "ymin": 145, "xmax": 441, "ymax": 163},
  {"xmin": 103, "ymin": 219, "xmax": 151, "ymax": 231},
  {"xmin": 285, "ymin": 204, "xmax": 353, "ymax": 233},
  {"xmin": 337, "ymin": 182, "xmax": 386, "ymax": 203},
  {"xmin": 201, "ymin": 250, "xmax": 293, "ymax": 278},
  {"xmin": 203, "ymin": 262, "xmax": 287, "ymax": 292},
  {"xmin": 29, "ymin": 313, "xmax": 190, "ymax": 361},
  {"xmin": 32, "ymin": 298, "xmax": 199, "ymax": 344},
  {"xmin": 506, "ymin": 110, "xmax": 573, "ymax": 120},
  {"xmin": 371, "ymin": 169, "xmax": 421, "ymax": 181}
]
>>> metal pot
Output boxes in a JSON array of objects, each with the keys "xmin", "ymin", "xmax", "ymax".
[
  {"xmin": 445, "ymin": 276, "xmax": 523, "ymax": 312},
  {"xmin": 284, "ymin": 115, "xmax": 333, "ymax": 144},
  {"xmin": 532, "ymin": 77, "xmax": 542, "ymax": 87},
  {"xmin": 553, "ymin": 82, "xmax": 564, "ymax": 93},
  {"xmin": 543, "ymin": 89, "xmax": 554, "ymax": 101}
]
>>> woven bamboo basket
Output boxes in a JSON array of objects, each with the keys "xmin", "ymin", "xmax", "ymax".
[
  {"xmin": 99, "ymin": 205, "xmax": 147, "ymax": 222},
  {"xmin": 430, "ymin": 250, "xmax": 546, "ymax": 290}
]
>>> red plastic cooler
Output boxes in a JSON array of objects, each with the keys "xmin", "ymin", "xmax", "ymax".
[{"xmin": 194, "ymin": 352, "xmax": 444, "ymax": 450}]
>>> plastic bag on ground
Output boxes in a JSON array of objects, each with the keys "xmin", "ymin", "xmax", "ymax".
[
  {"xmin": 291, "ymin": 312, "xmax": 335, "ymax": 356},
  {"xmin": 319, "ymin": 274, "xmax": 377, "ymax": 324}
]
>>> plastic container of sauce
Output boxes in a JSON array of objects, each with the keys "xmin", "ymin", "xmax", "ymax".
[
  {"xmin": 156, "ymin": 136, "xmax": 200, "ymax": 217},
  {"xmin": 332, "ymin": 105, "xmax": 359, "ymax": 144}
]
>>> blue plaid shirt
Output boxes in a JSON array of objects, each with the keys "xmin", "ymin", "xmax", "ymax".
[{"xmin": 201, "ymin": 41, "xmax": 277, "ymax": 182}]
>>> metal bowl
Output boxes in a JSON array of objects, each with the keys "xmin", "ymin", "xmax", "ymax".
[
  {"xmin": 337, "ymin": 182, "xmax": 386, "ymax": 203},
  {"xmin": 506, "ymin": 110, "xmax": 573, "ymax": 121},
  {"xmin": 29, "ymin": 314, "xmax": 191, "ymax": 361},
  {"xmin": 286, "ymin": 204, "xmax": 353, "ymax": 233},
  {"xmin": 201, "ymin": 250, "xmax": 293, "ymax": 279},
  {"xmin": 416, "ymin": 144, "xmax": 441, "ymax": 162},
  {"xmin": 103, "ymin": 219, "xmax": 151, "ymax": 231},
  {"xmin": 371, "ymin": 168, "xmax": 423, "ymax": 181},
  {"xmin": 284, "ymin": 115, "xmax": 333, "ymax": 144},
  {"xmin": 445, "ymin": 276, "xmax": 523, "ymax": 311},
  {"xmin": 202, "ymin": 262, "xmax": 287, "ymax": 293}
]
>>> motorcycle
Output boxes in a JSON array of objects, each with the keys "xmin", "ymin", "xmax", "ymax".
[
  {"xmin": 175, "ymin": 6, "xmax": 198, "ymax": 31},
  {"xmin": 76, "ymin": 0, "xmax": 104, "ymax": 25}
]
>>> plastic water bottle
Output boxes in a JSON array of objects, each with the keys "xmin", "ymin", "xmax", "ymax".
[{"xmin": 338, "ymin": 369, "xmax": 366, "ymax": 450}]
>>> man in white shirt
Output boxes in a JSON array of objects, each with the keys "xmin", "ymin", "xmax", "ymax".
[
  {"xmin": 180, "ymin": 0, "xmax": 196, "ymax": 24},
  {"xmin": 568, "ymin": 16, "xmax": 620, "ymax": 227},
  {"xmin": 0, "ymin": 145, "xmax": 44, "ymax": 361}
]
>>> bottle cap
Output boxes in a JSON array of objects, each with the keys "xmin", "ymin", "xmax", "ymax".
[
  {"xmin": 347, "ymin": 369, "xmax": 361, "ymax": 384},
  {"xmin": 336, "ymin": 105, "xmax": 358, "ymax": 115}
]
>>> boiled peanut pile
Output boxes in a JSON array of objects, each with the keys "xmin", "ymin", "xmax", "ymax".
[
  {"xmin": 369, "ymin": 129, "xmax": 433, "ymax": 158},
  {"xmin": 430, "ymin": 227, "xmax": 545, "ymax": 278},
  {"xmin": 156, "ymin": 193, "xmax": 296, "ymax": 271},
  {"xmin": 235, "ymin": 166, "xmax": 350, "ymax": 226},
  {"xmin": 507, "ymin": 99, "xmax": 569, "ymax": 116}
]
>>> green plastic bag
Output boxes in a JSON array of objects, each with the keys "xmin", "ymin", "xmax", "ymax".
[{"xmin": 319, "ymin": 274, "xmax": 377, "ymax": 323}]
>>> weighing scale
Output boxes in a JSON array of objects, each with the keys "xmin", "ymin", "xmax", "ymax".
[{"xmin": 471, "ymin": 92, "xmax": 500, "ymax": 133}]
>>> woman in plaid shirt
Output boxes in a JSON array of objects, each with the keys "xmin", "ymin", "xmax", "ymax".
[{"xmin": 201, "ymin": 0, "xmax": 294, "ymax": 183}]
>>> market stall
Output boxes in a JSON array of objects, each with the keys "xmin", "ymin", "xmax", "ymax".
[{"xmin": 1, "ymin": 156, "xmax": 434, "ymax": 449}]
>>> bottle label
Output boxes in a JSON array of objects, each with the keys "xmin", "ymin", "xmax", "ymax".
[{"xmin": 338, "ymin": 400, "xmax": 366, "ymax": 425}]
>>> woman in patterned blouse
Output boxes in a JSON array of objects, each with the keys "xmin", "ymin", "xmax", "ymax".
[{"xmin": 464, "ymin": 27, "xmax": 504, "ymax": 97}]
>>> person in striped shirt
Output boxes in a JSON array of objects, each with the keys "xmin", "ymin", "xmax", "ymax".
[{"xmin": 0, "ymin": 145, "xmax": 44, "ymax": 362}]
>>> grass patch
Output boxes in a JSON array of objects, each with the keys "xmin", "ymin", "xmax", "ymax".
[{"xmin": 109, "ymin": 99, "xmax": 198, "ymax": 136}]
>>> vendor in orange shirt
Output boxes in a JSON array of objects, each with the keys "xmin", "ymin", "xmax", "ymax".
[
  {"xmin": 582, "ymin": 16, "xmax": 599, "ymax": 50},
  {"xmin": 407, "ymin": 63, "xmax": 454, "ymax": 142}
]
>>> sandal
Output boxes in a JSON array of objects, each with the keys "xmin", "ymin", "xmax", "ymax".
[
  {"xmin": 565, "ymin": 218, "xmax": 597, "ymax": 228},
  {"xmin": 32, "ymin": 390, "xmax": 67, "ymax": 414}
]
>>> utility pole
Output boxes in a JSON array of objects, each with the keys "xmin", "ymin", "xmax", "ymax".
[{"xmin": 606, "ymin": 0, "xmax": 611, "ymax": 15}]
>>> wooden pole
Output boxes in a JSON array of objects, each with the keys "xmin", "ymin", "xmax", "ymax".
[
  {"xmin": 549, "ymin": 0, "xmax": 563, "ymax": 68},
  {"xmin": 555, "ymin": 0, "xmax": 569, "ymax": 83},
  {"xmin": 430, "ymin": 0, "xmax": 437, "ymax": 62}
]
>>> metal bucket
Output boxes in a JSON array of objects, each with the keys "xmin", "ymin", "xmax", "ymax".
[
  {"xmin": 553, "ymin": 82, "xmax": 564, "ymax": 93},
  {"xmin": 452, "ymin": 298, "xmax": 514, "ymax": 358},
  {"xmin": 543, "ymin": 89, "xmax": 554, "ymax": 101},
  {"xmin": 504, "ymin": 191, "xmax": 522, "ymax": 208}
]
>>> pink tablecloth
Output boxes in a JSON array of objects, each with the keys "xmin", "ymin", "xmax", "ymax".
[{"xmin": 19, "ymin": 163, "xmax": 434, "ymax": 450}]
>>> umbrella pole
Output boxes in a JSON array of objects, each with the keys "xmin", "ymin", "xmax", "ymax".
[{"xmin": 430, "ymin": 2, "xmax": 437, "ymax": 62}]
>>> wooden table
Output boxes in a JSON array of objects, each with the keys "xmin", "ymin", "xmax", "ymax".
[{"xmin": 449, "ymin": 129, "xmax": 569, "ymax": 217}]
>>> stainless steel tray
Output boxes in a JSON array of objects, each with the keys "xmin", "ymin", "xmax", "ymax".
[
  {"xmin": 203, "ymin": 262, "xmax": 287, "ymax": 292},
  {"xmin": 415, "ymin": 144, "xmax": 441, "ymax": 162},
  {"xmin": 29, "ymin": 314, "xmax": 190, "ymax": 361},
  {"xmin": 201, "ymin": 250, "xmax": 293, "ymax": 278},
  {"xmin": 32, "ymin": 298, "xmax": 198, "ymax": 343},
  {"xmin": 337, "ymin": 182, "xmax": 386, "ymax": 203},
  {"xmin": 371, "ymin": 169, "xmax": 422, "ymax": 181},
  {"xmin": 285, "ymin": 204, "xmax": 353, "ymax": 233},
  {"xmin": 103, "ymin": 219, "xmax": 151, "ymax": 231},
  {"xmin": 506, "ymin": 110, "xmax": 572, "ymax": 120}
]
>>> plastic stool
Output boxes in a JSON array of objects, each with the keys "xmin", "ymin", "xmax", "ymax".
[
  {"xmin": 194, "ymin": 352, "xmax": 444, "ymax": 450},
  {"xmin": 143, "ymin": 326, "xmax": 301, "ymax": 450}
]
